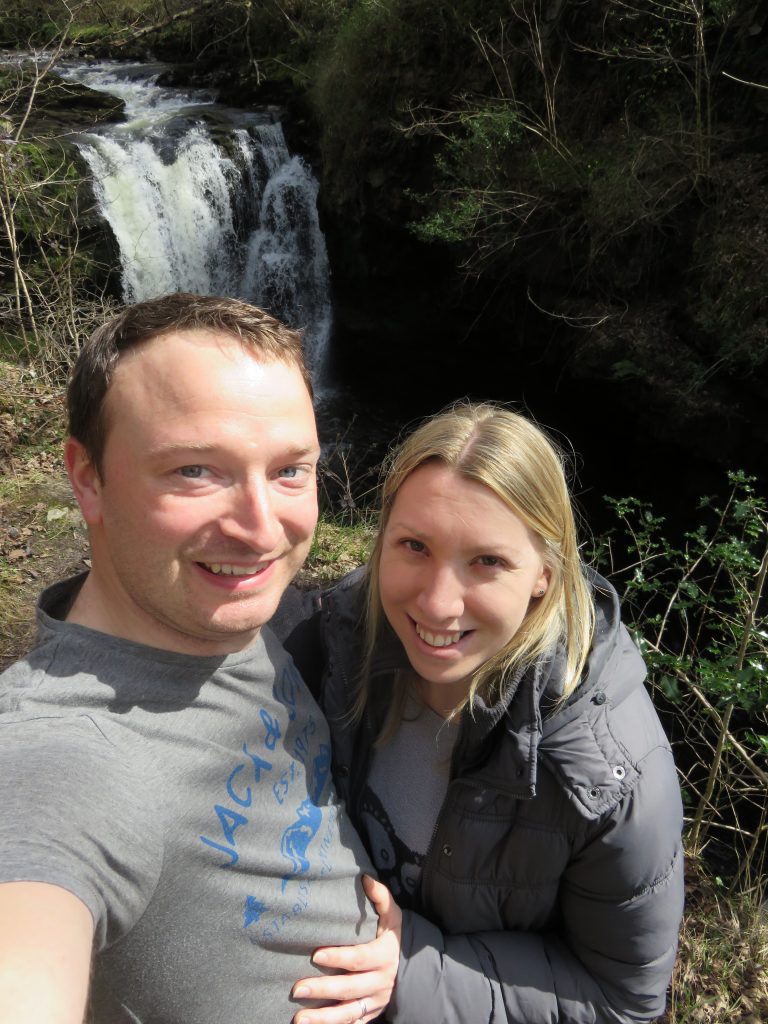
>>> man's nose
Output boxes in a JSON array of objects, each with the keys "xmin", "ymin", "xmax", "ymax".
[
  {"xmin": 219, "ymin": 478, "xmax": 283, "ymax": 550},
  {"xmin": 415, "ymin": 566, "xmax": 464, "ymax": 622}
]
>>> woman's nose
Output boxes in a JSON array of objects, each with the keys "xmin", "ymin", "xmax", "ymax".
[{"xmin": 415, "ymin": 566, "xmax": 464, "ymax": 622}]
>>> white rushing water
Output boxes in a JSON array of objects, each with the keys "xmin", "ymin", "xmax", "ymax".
[{"xmin": 57, "ymin": 61, "xmax": 332, "ymax": 378}]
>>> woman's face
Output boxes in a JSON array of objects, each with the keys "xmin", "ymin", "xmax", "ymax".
[{"xmin": 378, "ymin": 462, "xmax": 550, "ymax": 711}]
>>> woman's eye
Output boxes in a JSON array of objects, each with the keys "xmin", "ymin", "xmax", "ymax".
[
  {"xmin": 278, "ymin": 466, "xmax": 300, "ymax": 479},
  {"xmin": 476, "ymin": 555, "xmax": 503, "ymax": 567},
  {"xmin": 403, "ymin": 539, "xmax": 426, "ymax": 554}
]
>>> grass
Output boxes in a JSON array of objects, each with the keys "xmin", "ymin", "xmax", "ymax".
[
  {"xmin": 0, "ymin": 362, "xmax": 89, "ymax": 669},
  {"xmin": 661, "ymin": 857, "xmax": 768, "ymax": 1024},
  {"xmin": 0, "ymin": 360, "xmax": 765, "ymax": 1019},
  {"xmin": 302, "ymin": 517, "xmax": 376, "ymax": 585}
]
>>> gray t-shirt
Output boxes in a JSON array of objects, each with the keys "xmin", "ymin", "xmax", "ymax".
[
  {"xmin": 0, "ymin": 576, "xmax": 375, "ymax": 1024},
  {"xmin": 362, "ymin": 695, "xmax": 458, "ymax": 908}
]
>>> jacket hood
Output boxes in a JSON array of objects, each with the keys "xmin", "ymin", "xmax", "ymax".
[{"xmin": 533, "ymin": 571, "xmax": 649, "ymax": 819}]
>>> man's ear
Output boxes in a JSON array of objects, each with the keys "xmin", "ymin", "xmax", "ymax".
[{"xmin": 64, "ymin": 438, "xmax": 103, "ymax": 526}]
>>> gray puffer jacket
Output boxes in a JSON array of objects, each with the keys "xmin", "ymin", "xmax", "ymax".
[{"xmin": 274, "ymin": 568, "xmax": 684, "ymax": 1024}]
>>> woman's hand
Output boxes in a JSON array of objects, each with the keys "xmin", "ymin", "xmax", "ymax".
[{"xmin": 291, "ymin": 875, "xmax": 402, "ymax": 1024}]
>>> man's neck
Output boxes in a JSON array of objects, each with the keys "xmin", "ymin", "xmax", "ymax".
[{"xmin": 65, "ymin": 571, "xmax": 260, "ymax": 657}]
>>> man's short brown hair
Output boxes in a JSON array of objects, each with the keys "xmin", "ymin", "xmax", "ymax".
[{"xmin": 67, "ymin": 293, "xmax": 312, "ymax": 478}]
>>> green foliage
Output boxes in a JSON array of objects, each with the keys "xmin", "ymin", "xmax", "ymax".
[
  {"xmin": 0, "ymin": 1, "xmax": 68, "ymax": 46},
  {"xmin": 0, "ymin": 55, "xmax": 109, "ymax": 376},
  {"xmin": 69, "ymin": 24, "xmax": 111, "ymax": 44},
  {"xmin": 594, "ymin": 472, "xmax": 768, "ymax": 883},
  {"xmin": 310, "ymin": 0, "xmax": 510, "ymax": 205},
  {"xmin": 688, "ymin": 158, "xmax": 768, "ymax": 375},
  {"xmin": 410, "ymin": 194, "xmax": 483, "ymax": 245},
  {"xmin": 0, "ymin": 0, "xmax": 140, "ymax": 46},
  {"xmin": 7, "ymin": 141, "xmax": 79, "ymax": 233},
  {"xmin": 427, "ymin": 105, "xmax": 528, "ymax": 189},
  {"xmin": 405, "ymin": 1, "xmax": 741, "ymax": 267},
  {"xmin": 598, "ymin": 474, "xmax": 767, "ymax": 709},
  {"xmin": 1, "ymin": 136, "xmax": 89, "ymax": 309}
]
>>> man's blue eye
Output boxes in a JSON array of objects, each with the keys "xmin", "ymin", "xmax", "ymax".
[
  {"xmin": 279, "ymin": 466, "xmax": 300, "ymax": 478},
  {"xmin": 179, "ymin": 466, "xmax": 205, "ymax": 478}
]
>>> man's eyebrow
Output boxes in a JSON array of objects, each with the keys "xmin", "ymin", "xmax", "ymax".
[
  {"xmin": 146, "ymin": 441, "xmax": 321, "ymax": 458},
  {"xmin": 146, "ymin": 442, "xmax": 219, "ymax": 457},
  {"xmin": 274, "ymin": 443, "xmax": 322, "ymax": 461}
]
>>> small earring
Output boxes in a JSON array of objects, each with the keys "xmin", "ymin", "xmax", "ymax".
[{"xmin": 536, "ymin": 589, "xmax": 545, "ymax": 597}]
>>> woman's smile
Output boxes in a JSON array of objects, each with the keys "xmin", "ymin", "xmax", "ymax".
[{"xmin": 413, "ymin": 619, "xmax": 469, "ymax": 649}]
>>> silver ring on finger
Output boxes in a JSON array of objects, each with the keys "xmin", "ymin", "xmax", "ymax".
[{"xmin": 358, "ymin": 998, "xmax": 368, "ymax": 1022}]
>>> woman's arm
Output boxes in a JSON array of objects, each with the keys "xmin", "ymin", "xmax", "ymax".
[
  {"xmin": 286, "ymin": 848, "xmax": 681, "ymax": 1024},
  {"xmin": 288, "ymin": 774, "xmax": 684, "ymax": 1024},
  {"xmin": 390, "ymin": 781, "xmax": 685, "ymax": 1024},
  {"xmin": 391, "ymin": 866, "xmax": 681, "ymax": 1024}
]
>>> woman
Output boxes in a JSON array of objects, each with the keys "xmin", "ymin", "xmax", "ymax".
[{"xmin": 281, "ymin": 402, "xmax": 684, "ymax": 1024}]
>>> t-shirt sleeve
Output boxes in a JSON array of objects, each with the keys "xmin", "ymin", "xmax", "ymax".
[{"xmin": 0, "ymin": 715, "xmax": 163, "ymax": 951}]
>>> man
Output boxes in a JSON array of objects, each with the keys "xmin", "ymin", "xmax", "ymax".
[{"xmin": 0, "ymin": 294, "xmax": 392, "ymax": 1024}]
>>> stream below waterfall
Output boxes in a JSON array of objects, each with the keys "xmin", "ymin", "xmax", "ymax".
[{"xmin": 56, "ymin": 60, "xmax": 332, "ymax": 381}]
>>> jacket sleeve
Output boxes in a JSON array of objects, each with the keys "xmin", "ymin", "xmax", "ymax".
[
  {"xmin": 269, "ymin": 584, "xmax": 324, "ymax": 698},
  {"xmin": 388, "ymin": 782, "xmax": 684, "ymax": 1024}
]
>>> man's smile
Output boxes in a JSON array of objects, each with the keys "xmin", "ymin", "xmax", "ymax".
[{"xmin": 197, "ymin": 561, "xmax": 271, "ymax": 577}]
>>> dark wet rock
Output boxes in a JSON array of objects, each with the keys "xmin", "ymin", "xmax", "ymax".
[{"xmin": 17, "ymin": 77, "xmax": 124, "ymax": 136}]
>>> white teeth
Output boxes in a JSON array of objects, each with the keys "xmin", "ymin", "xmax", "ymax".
[
  {"xmin": 203, "ymin": 563, "xmax": 262, "ymax": 576},
  {"xmin": 415, "ymin": 624, "xmax": 463, "ymax": 648}
]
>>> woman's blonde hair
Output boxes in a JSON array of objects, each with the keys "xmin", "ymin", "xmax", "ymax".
[{"xmin": 361, "ymin": 402, "xmax": 595, "ymax": 734}]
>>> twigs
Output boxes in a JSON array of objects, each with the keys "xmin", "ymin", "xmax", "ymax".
[
  {"xmin": 599, "ymin": 474, "xmax": 768, "ymax": 890},
  {"xmin": 0, "ymin": 21, "xmax": 114, "ymax": 378}
]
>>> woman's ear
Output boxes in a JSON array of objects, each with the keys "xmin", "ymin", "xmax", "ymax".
[
  {"xmin": 64, "ymin": 438, "xmax": 103, "ymax": 526},
  {"xmin": 532, "ymin": 565, "xmax": 552, "ymax": 599}
]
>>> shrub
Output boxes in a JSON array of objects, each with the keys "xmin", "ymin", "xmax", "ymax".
[{"xmin": 595, "ymin": 472, "xmax": 768, "ymax": 889}]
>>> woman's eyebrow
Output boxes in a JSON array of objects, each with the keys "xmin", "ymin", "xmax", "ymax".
[{"xmin": 386, "ymin": 519, "xmax": 429, "ymax": 537}]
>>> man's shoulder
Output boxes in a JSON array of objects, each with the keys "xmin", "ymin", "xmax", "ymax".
[
  {"xmin": 0, "ymin": 572, "xmax": 91, "ymax": 680},
  {"xmin": 1, "ymin": 577, "xmax": 105, "ymax": 713},
  {"xmin": 0, "ymin": 616, "xmax": 69, "ymax": 709}
]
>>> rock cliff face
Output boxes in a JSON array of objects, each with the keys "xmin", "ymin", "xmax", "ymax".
[{"xmin": 14, "ymin": 74, "xmax": 125, "ymax": 135}]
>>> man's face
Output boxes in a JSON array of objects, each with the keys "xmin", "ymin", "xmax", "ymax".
[{"xmin": 67, "ymin": 330, "xmax": 319, "ymax": 656}]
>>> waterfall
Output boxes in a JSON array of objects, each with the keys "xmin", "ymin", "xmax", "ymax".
[{"xmin": 57, "ymin": 62, "xmax": 332, "ymax": 379}]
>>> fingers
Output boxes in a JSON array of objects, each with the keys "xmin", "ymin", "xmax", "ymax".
[
  {"xmin": 361, "ymin": 875, "xmax": 402, "ymax": 935},
  {"xmin": 293, "ymin": 960, "xmax": 387, "ymax": 1003},
  {"xmin": 362, "ymin": 874, "xmax": 391, "ymax": 913},
  {"xmin": 311, "ymin": 932, "xmax": 391, "ymax": 974},
  {"xmin": 292, "ymin": 992, "xmax": 381, "ymax": 1024},
  {"xmin": 290, "ymin": 881, "xmax": 402, "ymax": 1024}
]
